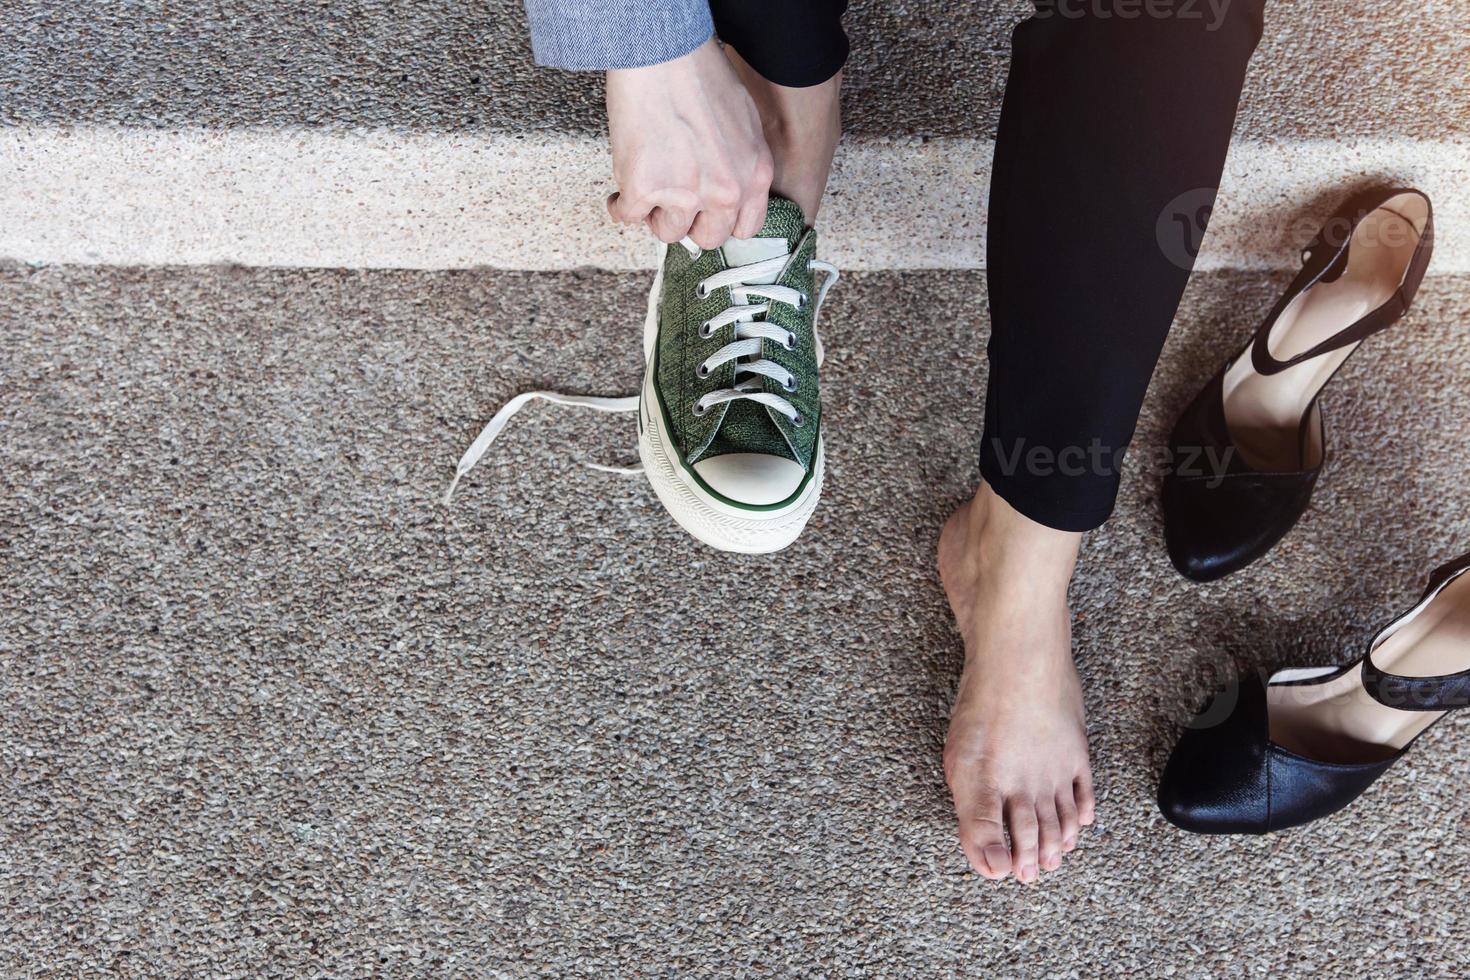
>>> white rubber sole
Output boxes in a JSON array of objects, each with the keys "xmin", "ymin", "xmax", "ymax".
[{"xmin": 636, "ymin": 268, "xmax": 824, "ymax": 554}]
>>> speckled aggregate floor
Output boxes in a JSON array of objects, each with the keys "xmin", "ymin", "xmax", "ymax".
[{"xmin": 4, "ymin": 263, "xmax": 1469, "ymax": 975}]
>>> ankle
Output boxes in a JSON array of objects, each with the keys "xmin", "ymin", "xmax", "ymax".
[
  {"xmin": 725, "ymin": 50, "xmax": 841, "ymax": 224},
  {"xmin": 766, "ymin": 118, "xmax": 840, "ymax": 222},
  {"xmin": 967, "ymin": 484, "xmax": 1081, "ymax": 592}
]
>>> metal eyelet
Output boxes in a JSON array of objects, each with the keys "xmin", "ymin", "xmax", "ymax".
[
  {"xmin": 695, "ymin": 283, "xmax": 710, "ymax": 299},
  {"xmin": 798, "ymin": 293, "xmax": 809, "ymax": 309},
  {"xmin": 698, "ymin": 321, "xmax": 714, "ymax": 338},
  {"xmin": 783, "ymin": 377, "xmax": 798, "ymax": 393},
  {"xmin": 791, "ymin": 412, "xmax": 805, "ymax": 428},
  {"xmin": 696, "ymin": 363, "xmax": 711, "ymax": 378},
  {"xmin": 783, "ymin": 332, "xmax": 798, "ymax": 351},
  {"xmin": 692, "ymin": 403, "xmax": 707, "ymax": 417}
]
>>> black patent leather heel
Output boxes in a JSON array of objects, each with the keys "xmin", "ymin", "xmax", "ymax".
[
  {"xmin": 1159, "ymin": 547, "xmax": 1470, "ymax": 834},
  {"xmin": 1160, "ymin": 188, "xmax": 1434, "ymax": 582}
]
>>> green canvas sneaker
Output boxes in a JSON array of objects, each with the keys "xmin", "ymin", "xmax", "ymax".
[
  {"xmin": 445, "ymin": 195, "xmax": 837, "ymax": 554},
  {"xmin": 637, "ymin": 196, "xmax": 836, "ymax": 552}
]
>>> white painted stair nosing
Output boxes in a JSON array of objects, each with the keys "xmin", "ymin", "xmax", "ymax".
[{"xmin": 1, "ymin": 128, "xmax": 1466, "ymax": 272}]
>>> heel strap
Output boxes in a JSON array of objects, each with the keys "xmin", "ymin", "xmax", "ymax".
[
  {"xmin": 1361, "ymin": 659, "xmax": 1470, "ymax": 713},
  {"xmin": 1250, "ymin": 190, "xmax": 1434, "ymax": 377},
  {"xmin": 1361, "ymin": 551, "xmax": 1470, "ymax": 712}
]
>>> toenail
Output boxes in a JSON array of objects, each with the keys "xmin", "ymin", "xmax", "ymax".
[
  {"xmin": 1063, "ymin": 836, "xmax": 1076, "ymax": 849},
  {"xmin": 1020, "ymin": 864, "xmax": 1037, "ymax": 883}
]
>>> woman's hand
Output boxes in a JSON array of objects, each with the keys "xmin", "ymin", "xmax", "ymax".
[{"xmin": 605, "ymin": 38, "xmax": 773, "ymax": 249}]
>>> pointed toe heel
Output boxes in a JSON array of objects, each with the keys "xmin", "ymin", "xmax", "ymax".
[
  {"xmin": 1159, "ymin": 548, "xmax": 1470, "ymax": 834},
  {"xmin": 1161, "ymin": 188, "xmax": 1433, "ymax": 579}
]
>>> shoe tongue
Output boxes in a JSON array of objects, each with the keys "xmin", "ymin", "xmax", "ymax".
[
  {"xmin": 719, "ymin": 237, "xmax": 789, "ymax": 280},
  {"xmin": 718, "ymin": 196, "xmax": 806, "ymax": 279}
]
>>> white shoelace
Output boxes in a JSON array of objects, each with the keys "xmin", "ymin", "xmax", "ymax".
[
  {"xmin": 690, "ymin": 249, "xmax": 838, "ymax": 423},
  {"xmin": 443, "ymin": 240, "xmax": 839, "ymax": 505},
  {"xmin": 441, "ymin": 391, "xmax": 641, "ymax": 504}
]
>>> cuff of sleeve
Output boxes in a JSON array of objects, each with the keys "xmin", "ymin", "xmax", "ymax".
[{"xmin": 526, "ymin": 3, "xmax": 715, "ymax": 71}]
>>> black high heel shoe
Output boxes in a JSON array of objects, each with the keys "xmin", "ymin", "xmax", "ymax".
[
  {"xmin": 1161, "ymin": 188, "xmax": 1434, "ymax": 582},
  {"xmin": 1158, "ymin": 548, "xmax": 1470, "ymax": 834}
]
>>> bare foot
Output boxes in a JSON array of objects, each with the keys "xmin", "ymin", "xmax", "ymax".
[{"xmin": 937, "ymin": 484, "xmax": 1096, "ymax": 882}]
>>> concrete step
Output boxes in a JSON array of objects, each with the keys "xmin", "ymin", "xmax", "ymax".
[
  {"xmin": 2, "ymin": 1, "xmax": 1465, "ymax": 140},
  {"xmin": 3, "ymin": 260, "xmax": 1469, "ymax": 971},
  {"xmin": 2, "ymin": 128, "xmax": 1466, "ymax": 271},
  {"xmin": 5, "ymin": 3, "xmax": 1465, "ymax": 273}
]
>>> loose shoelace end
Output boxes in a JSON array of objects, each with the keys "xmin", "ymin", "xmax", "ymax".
[
  {"xmin": 442, "ymin": 391, "xmax": 640, "ymax": 505},
  {"xmin": 442, "ymin": 471, "xmax": 466, "ymax": 506}
]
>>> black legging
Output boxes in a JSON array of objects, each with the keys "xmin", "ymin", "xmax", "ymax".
[
  {"xmin": 715, "ymin": 0, "xmax": 1266, "ymax": 531},
  {"xmin": 710, "ymin": 0, "xmax": 851, "ymax": 88}
]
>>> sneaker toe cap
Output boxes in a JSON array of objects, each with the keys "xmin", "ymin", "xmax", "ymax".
[{"xmin": 693, "ymin": 454, "xmax": 806, "ymax": 506}]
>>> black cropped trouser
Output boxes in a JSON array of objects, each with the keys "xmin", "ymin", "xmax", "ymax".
[{"xmin": 715, "ymin": 0, "xmax": 1266, "ymax": 531}]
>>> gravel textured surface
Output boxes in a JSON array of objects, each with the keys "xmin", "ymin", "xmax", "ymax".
[
  {"xmin": 4, "ymin": 263, "xmax": 1470, "ymax": 975},
  {"xmin": 1, "ymin": 1, "xmax": 1466, "ymax": 139}
]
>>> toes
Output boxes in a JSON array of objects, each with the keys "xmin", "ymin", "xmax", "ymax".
[
  {"xmin": 956, "ymin": 789, "xmax": 1011, "ymax": 880},
  {"xmin": 1005, "ymin": 800, "xmax": 1040, "ymax": 884},
  {"xmin": 1036, "ymin": 801, "xmax": 1064, "ymax": 872},
  {"xmin": 1074, "ymin": 771, "xmax": 1098, "ymax": 827},
  {"xmin": 981, "ymin": 842, "xmax": 1012, "ymax": 880},
  {"xmin": 1056, "ymin": 793, "xmax": 1081, "ymax": 852}
]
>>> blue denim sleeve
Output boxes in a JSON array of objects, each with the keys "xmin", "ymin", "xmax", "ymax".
[{"xmin": 522, "ymin": 1, "xmax": 714, "ymax": 71}]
